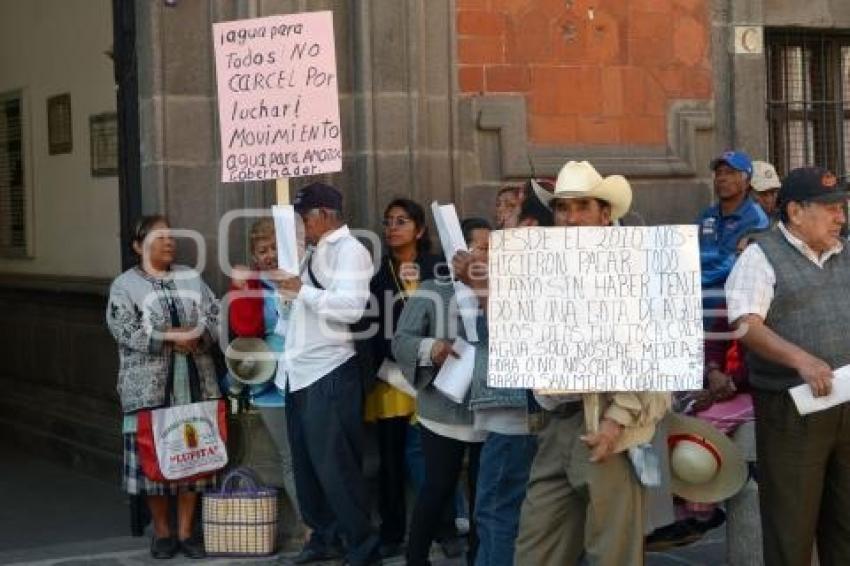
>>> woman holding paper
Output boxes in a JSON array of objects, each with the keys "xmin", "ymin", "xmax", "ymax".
[
  {"xmin": 106, "ymin": 215, "xmax": 221, "ymax": 559},
  {"xmin": 362, "ymin": 198, "xmax": 443, "ymax": 557},
  {"xmin": 392, "ymin": 217, "xmax": 492, "ymax": 566}
]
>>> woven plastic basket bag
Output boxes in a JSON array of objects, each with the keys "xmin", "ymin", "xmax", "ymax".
[{"xmin": 203, "ymin": 467, "xmax": 278, "ymax": 556}]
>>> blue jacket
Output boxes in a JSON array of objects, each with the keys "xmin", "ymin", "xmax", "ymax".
[
  {"xmin": 469, "ymin": 315, "xmax": 528, "ymax": 411},
  {"xmin": 697, "ymin": 197, "xmax": 768, "ymax": 288}
]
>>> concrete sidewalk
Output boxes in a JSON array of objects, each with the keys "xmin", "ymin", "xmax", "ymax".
[{"xmin": 0, "ymin": 454, "xmax": 725, "ymax": 565}]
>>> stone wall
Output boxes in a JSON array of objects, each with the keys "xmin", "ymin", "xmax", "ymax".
[
  {"xmin": 136, "ymin": 0, "xmax": 462, "ymax": 292},
  {"xmin": 0, "ymin": 278, "xmax": 121, "ymax": 482}
]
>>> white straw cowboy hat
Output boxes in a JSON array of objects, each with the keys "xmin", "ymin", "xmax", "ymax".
[
  {"xmin": 533, "ymin": 160, "xmax": 633, "ymax": 221},
  {"xmin": 750, "ymin": 160, "xmax": 782, "ymax": 192},
  {"xmin": 668, "ymin": 413, "xmax": 748, "ymax": 504}
]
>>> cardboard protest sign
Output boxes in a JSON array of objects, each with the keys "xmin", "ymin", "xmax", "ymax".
[
  {"xmin": 213, "ymin": 11, "xmax": 341, "ymax": 183},
  {"xmin": 487, "ymin": 225, "xmax": 704, "ymax": 391}
]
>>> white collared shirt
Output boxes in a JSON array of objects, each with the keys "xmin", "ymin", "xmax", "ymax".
[
  {"xmin": 275, "ymin": 225, "xmax": 373, "ymax": 392},
  {"xmin": 725, "ymin": 223, "xmax": 845, "ymax": 324}
]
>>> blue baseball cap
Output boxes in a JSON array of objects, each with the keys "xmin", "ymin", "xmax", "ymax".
[{"xmin": 710, "ymin": 150, "xmax": 753, "ymax": 179}]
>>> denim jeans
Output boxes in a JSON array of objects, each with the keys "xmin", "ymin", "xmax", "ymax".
[{"xmin": 474, "ymin": 432, "xmax": 538, "ymax": 566}]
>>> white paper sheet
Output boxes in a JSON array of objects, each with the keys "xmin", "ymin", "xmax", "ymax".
[
  {"xmin": 430, "ymin": 202, "xmax": 480, "ymax": 342},
  {"xmin": 433, "ymin": 338, "xmax": 476, "ymax": 404},
  {"xmin": 790, "ymin": 365, "xmax": 850, "ymax": 415},
  {"xmin": 271, "ymin": 204, "xmax": 300, "ymax": 275},
  {"xmin": 377, "ymin": 358, "xmax": 417, "ymax": 397}
]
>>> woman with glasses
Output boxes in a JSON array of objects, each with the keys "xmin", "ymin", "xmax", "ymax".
[
  {"xmin": 106, "ymin": 215, "xmax": 221, "ymax": 559},
  {"xmin": 363, "ymin": 198, "xmax": 444, "ymax": 558}
]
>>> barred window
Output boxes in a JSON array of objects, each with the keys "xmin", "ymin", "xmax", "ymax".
[
  {"xmin": 0, "ymin": 90, "xmax": 29, "ymax": 257},
  {"xmin": 766, "ymin": 30, "xmax": 850, "ymax": 181}
]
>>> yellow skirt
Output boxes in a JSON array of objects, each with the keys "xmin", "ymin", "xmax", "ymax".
[{"xmin": 364, "ymin": 381, "xmax": 415, "ymax": 422}]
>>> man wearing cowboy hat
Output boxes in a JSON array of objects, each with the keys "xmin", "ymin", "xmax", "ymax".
[
  {"xmin": 513, "ymin": 161, "xmax": 671, "ymax": 566},
  {"xmin": 726, "ymin": 167, "xmax": 850, "ymax": 565}
]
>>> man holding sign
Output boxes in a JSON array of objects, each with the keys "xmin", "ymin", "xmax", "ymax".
[
  {"xmin": 275, "ymin": 183, "xmax": 379, "ymax": 566},
  {"xmin": 726, "ymin": 167, "xmax": 850, "ymax": 566},
  {"xmin": 512, "ymin": 161, "xmax": 671, "ymax": 566}
]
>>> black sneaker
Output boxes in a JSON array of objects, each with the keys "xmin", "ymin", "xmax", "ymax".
[
  {"xmin": 438, "ymin": 536, "xmax": 466, "ymax": 558},
  {"xmin": 150, "ymin": 536, "xmax": 178, "ymax": 559},
  {"xmin": 178, "ymin": 536, "xmax": 206, "ymax": 559},
  {"xmin": 289, "ymin": 545, "xmax": 345, "ymax": 564},
  {"xmin": 379, "ymin": 542, "xmax": 404, "ymax": 558}
]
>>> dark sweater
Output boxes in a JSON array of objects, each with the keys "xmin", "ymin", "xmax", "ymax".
[
  {"xmin": 366, "ymin": 252, "xmax": 445, "ymax": 364},
  {"xmin": 747, "ymin": 230, "xmax": 850, "ymax": 391}
]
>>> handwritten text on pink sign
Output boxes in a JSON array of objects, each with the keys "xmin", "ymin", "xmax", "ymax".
[{"xmin": 213, "ymin": 12, "xmax": 341, "ymax": 183}]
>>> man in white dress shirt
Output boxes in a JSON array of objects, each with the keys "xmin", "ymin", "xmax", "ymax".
[{"xmin": 275, "ymin": 183, "xmax": 379, "ymax": 565}]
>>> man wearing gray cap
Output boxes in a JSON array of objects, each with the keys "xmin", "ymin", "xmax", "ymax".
[
  {"xmin": 749, "ymin": 160, "xmax": 782, "ymax": 221},
  {"xmin": 726, "ymin": 167, "xmax": 850, "ymax": 566},
  {"xmin": 275, "ymin": 182, "xmax": 379, "ymax": 565}
]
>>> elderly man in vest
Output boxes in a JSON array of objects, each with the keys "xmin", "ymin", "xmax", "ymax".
[
  {"xmin": 726, "ymin": 167, "xmax": 850, "ymax": 566},
  {"xmin": 511, "ymin": 161, "xmax": 671, "ymax": 565}
]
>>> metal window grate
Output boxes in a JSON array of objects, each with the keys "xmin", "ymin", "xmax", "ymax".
[
  {"xmin": 0, "ymin": 91, "xmax": 27, "ymax": 256},
  {"xmin": 767, "ymin": 30, "xmax": 850, "ymax": 182}
]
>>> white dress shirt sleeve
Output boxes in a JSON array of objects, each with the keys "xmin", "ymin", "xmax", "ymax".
[
  {"xmin": 297, "ymin": 239, "xmax": 373, "ymax": 324},
  {"xmin": 725, "ymin": 244, "xmax": 776, "ymax": 324}
]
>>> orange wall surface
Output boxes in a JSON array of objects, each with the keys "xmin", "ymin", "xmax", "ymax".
[{"xmin": 456, "ymin": 0, "xmax": 713, "ymax": 146}]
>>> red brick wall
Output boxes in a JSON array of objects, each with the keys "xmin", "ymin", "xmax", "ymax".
[{"xmin": 457, "ymin": 0, "xmax": 712, "ymax": 146}]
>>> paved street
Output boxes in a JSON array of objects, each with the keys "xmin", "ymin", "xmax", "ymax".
[{"xmin": 0, "ymin": 454, "xmax": 725, "ymax": 565}]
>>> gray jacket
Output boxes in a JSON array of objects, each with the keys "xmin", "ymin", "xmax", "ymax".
[
  {"xmin": 106, "ymin": 266, "xmax": 221, "ymax": 413},
  {"xmin": 392, "ymin": 278, "xmax": 476, "ymax": 427}
]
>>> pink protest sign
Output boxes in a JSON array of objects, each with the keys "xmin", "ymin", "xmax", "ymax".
[{"xmin": 213, "ymin": 11, "xmax": 341, "ymax": 183}]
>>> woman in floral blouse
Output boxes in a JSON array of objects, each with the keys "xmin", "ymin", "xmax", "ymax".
[{"xmin": 106, "ymin": 215, "xmax": 221, "ymax": 560}]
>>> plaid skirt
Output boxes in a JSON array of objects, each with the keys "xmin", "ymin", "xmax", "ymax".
[{"xmin": 123, "ymin": 432, "xmax": 218, "ymax": 496}]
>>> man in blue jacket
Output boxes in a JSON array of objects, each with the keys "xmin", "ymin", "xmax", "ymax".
[{"xmin": 697, "ymin": 151, "xmax": 769, "ymax": 318}]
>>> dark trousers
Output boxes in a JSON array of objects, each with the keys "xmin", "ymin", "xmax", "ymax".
[
  {"xmin": 406, "ymin": 425, "xmax": 482, "ymax": 566},
  {"xmin": 753, "ymin": 389, "xmax": 850, "ymax": 566},
  {"xmin": 376, "ymin": 416, "xmax": 409, "ymax": 545},
  {"xmin": 286, "ymin": 358, "xmax": 378, "ymax": 564}
]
